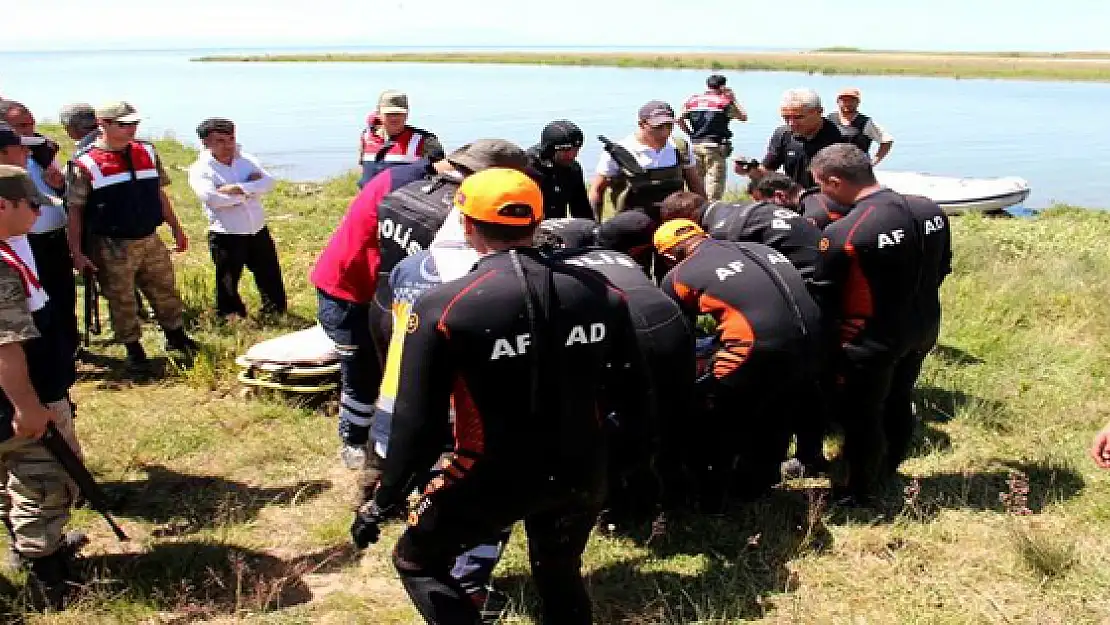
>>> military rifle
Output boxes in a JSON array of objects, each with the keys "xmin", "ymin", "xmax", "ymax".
[
  {"xmin": 41, "ymin": 422, "xmax": 128, "ymax": 541},
  {"xmin": 598, "ymin": 135, "xmax": 646, "ymax": 178}
]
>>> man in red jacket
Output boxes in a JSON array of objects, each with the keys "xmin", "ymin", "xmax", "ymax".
[{"xmin": 311, "ymin": 139, "xmax": 529, "ymax": 473}]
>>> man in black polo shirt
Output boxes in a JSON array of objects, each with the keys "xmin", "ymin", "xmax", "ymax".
[{"xmin": 735, "ymin": 88, "xmax": 847, "ymax": 189}]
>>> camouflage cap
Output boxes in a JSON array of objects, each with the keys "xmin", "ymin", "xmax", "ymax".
[
  {"xmin": 94, "ymin": 101, "xmax": 141, "ymax": 123},
  {"xmin": 377, "ymin": 90, "xmax": 409, "ymax": 114},
  {"xmin": 446, "ymin": 139, "xmax": 528, "ymax": 175},
  {"xmin": 0, "ymin": 165, "xmax": 51, "ymax": 206},
  {"xmin": 59, "ymin": 103, "xmax": 98, "ymax": 132}
]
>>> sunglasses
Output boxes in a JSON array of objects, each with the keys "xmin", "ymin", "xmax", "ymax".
[{"xmin": 114, "ymin": 121, "xmax": 140, "ymax": 128}]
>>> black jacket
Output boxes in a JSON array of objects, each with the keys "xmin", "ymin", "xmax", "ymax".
[
  {"xmin": 527, "ymin": 146, "xmax": 594, "ymax": 220},
  {"xmin": 375, "ymin": 247, "xmax": 649, "ymax": 509}
]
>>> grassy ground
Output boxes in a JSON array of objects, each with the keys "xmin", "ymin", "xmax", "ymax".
[
  {"xmin": 7, "ymin": 126, "xmax": 1110, "ymax": 623},
  {"xmin": 193, "ymin": 50, "xmax": 1110, "ymax": 82}
]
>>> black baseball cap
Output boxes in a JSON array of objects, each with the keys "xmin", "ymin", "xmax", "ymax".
[
  {"xmin": 540, "ymin": 120, "xmax": 584, "ymax": 152},
  {"xmin": 707, "ymin": 74, "xmax": 727, "ymax": 88}
]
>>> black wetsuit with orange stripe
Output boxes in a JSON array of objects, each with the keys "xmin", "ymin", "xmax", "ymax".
[
  {"xmin": 817, "ymin": 187, "xmax": 926, "ymax": 362},
  {"xmin": 661, "ymin": 237, "xmax": 821, "ymax": 379},
  {"xmin": 660, "ymin": 238, "xmax": 822, "ymax": 506},
  {"xmin": 374, "ymin": 245, "xmax": 647, "ymax": 513},
  {"xmin": 373, "ymin": 246, "xmax": 647, "ymax": 624},
  {"xmin": 660, "ymin": 238, "xmax": 822, "ymax": 382},
  {"xmin": 801, "ymin": 189, "xmax": 850, "ymax": 230}
]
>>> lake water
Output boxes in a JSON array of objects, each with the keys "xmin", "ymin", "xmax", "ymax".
[{"xmin": 3, "ymin": 48, "xmax": 1108, "ymax": 209}]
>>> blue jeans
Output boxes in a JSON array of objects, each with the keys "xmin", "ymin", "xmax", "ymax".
[{"xmin": 316, "ymin": 289, "xmax": 380, "ymax": 445}]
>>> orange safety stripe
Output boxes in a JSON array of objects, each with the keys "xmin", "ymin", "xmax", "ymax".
[{"xmin": 697, "ymin": 292, "xmax": 756, "ymax": 378}]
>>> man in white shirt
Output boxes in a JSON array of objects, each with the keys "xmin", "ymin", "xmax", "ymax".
[
  {"xmin": 588, "ymin": 100, "xmax": 706, "ymax": 221},
  {"xmin": 187, "ymin": 118, "xmax": 286, "ymax": 319}
]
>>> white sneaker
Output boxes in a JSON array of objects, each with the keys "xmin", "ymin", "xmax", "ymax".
[{"xmin": 340, "ymin": 444, "xmax": 368, "ymax": 470}]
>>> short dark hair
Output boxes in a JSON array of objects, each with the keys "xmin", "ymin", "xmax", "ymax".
[
  {"xmin": 660, "ymin": 191, "xmax": 707, "ymax": 222},
  {"xmin": 533, "ymin": 228, "xmax": 564, "ymax": 250},
  {"xmin": 0, "ymin": 100, "xmax": 28, "ymax": 120},
  {"xmin": 196, "ymin": 117, "xmax": 236, "ymax": 140},
  {"xmin": 754, "ymin": 172, "xmax": 802, "ymax": 198},
  {"xmin": 809, "ymin": 144, "xmax": 877, "ymax": 186},
  {"xmin": 470, "ymin": 218, "xmax": 536, "ymax": 244},
  {"xmin": 707, "ymin": 74, "xmax": 726, "ymax": 89}
]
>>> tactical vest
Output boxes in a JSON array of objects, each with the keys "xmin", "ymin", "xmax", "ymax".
[
  {"xmin": 74, "ymin": 142, "xmax": 164, "ymax": 239},
  {"xmin": 609, "ymin": 137, "xmax": 688, "ymax": 216},
  {"xmin": 828, "ymin": 112, "xmax": 873, "ymax": 152},
  {"xmin": 376, "ymin": 175, "xmax": 459, "ymax": 280},
  {"xmin": 360, "ymin": 126, "xmax": 433, "ymax": 183},
  {"xmin": 682, "ymin": 91, "xmax": 734, "ymax": 144}
]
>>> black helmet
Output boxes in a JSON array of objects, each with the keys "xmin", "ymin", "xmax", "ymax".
[{"xmin": 540, "ymin": 120, "xmax": 584, "ymax": 153}]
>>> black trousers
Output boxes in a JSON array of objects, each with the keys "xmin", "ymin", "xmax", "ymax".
[
  {"xmin": 883, "ymin": 348, "xmax": 931, "ymax": 474},
  {"xmin": 207, "ymin": 227, "xmax": 287, "ymax": 317},
  {"xmin": 696, "ymin": 350, "xmax": 807, "ymax": 510},
  {"xmin": 606, "ymin": 313, "xmax": 696, "ymax": 517},
  {"xmin": 832, "ymin": 350, "xmax": 899, "ymax": 498},
  {"xmin": 393, "ymin": 477, "xmax": 603, "ymax": 625},
  {"xmin": 28, "ymin": 230, "xmax": 77, "ymax": 356}
]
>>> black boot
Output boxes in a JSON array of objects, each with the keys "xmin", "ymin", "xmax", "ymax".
[
  {"xmin": 164, "ymin": 327, "xmax": 198, "ymax": 354},
  {"xmin": 124, "ymin": 341, "xmax": 149, "ymax": 369},
  {"xmin": 26, "ymin": 548, "xmax": 82, "ymax": 610}
]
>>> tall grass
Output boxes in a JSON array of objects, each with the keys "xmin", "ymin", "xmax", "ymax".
[{"xmin": 193, "ymin": 51, "xmax": 1110, "ymax": 82}]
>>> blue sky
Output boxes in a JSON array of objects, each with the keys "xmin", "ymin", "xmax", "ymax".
[{"xmin": 5, "ymin": 0, "xmax": 1105, "ymax": 52}]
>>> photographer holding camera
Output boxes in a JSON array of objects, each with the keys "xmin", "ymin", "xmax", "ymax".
[{"xmin": 734, "ymin": 88, "xmax": 849, "ymax": 189}]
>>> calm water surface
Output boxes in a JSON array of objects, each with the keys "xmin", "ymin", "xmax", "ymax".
[{"xmin": 3, "ymin": 48, "xmax": 1108, "ymax": 209}]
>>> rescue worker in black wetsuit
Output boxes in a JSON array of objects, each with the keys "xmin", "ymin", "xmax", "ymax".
[
  {"xmin": 809, "ymin": 144, "xmax": 931, "ymax": 502},
  {"xmin": 883, "ymin": 193, "xmax": 951, "ymax": 473},
  {"xmin": 527, "ymin": 121, "xmax": 594, "ymax": 220},
  {"xmin": 356, "ymin": 140, "xmax": 529, "ymax": 475},
  {"xmin": 352, "ymin": 168, "xmax": 650, "ymax": 625},
  {"xmin": 800, "ymin": 187, "xmax": 850, "ymax": 230},
  {"xmin": 594, "ymin": 210, "xmax": 660, "ymax": 279},
  {"xmin": 654, "ymin": 220, "xmax": 823, "ymax": 511},
  {"xmin": 662, "ymin": 181, "xmax": 831, "ymax": 475},
  {"xmin": 535, "ymin": 218, "xmax": 696, "ymax": 525},
  {"xmin": 665, "ymin": 182, "xmax": 824, "ymax": 286}
]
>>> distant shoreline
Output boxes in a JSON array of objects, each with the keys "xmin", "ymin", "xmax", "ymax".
[{"xmin": 193, "ymin": 50, "xmax": 1110, "ymax": 82}]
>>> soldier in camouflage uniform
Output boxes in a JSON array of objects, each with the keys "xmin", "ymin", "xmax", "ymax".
[
  {"xmin": 64, "ymin": 102, "xmax": 197, "ymax": 370},
  {"xmin": 0, "ymin": 165, "xmax": 82, "ymax": 608}
]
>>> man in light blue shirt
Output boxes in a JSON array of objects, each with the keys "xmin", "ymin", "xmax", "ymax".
[{"xmin": 187, "ymin": 118, "xmax": 286, "ymax": 319}]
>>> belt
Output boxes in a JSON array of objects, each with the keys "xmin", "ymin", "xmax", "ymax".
[{"xmin": 29, "ymin": 228, "xmax": 67, "ymax": 239}]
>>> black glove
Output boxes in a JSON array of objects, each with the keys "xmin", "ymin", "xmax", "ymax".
[
  {"xmin": 351, "ymin": 500, "xmax": 386, "ymax": 549},
  {"xmin": 695, "ymin": 372, "xmax": 722, "ymax": 411}
]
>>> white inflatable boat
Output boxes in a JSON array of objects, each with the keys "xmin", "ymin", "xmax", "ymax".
[{"xmin": 876, "ymin": 171, "xmax": 1031, "ymax": 215}]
